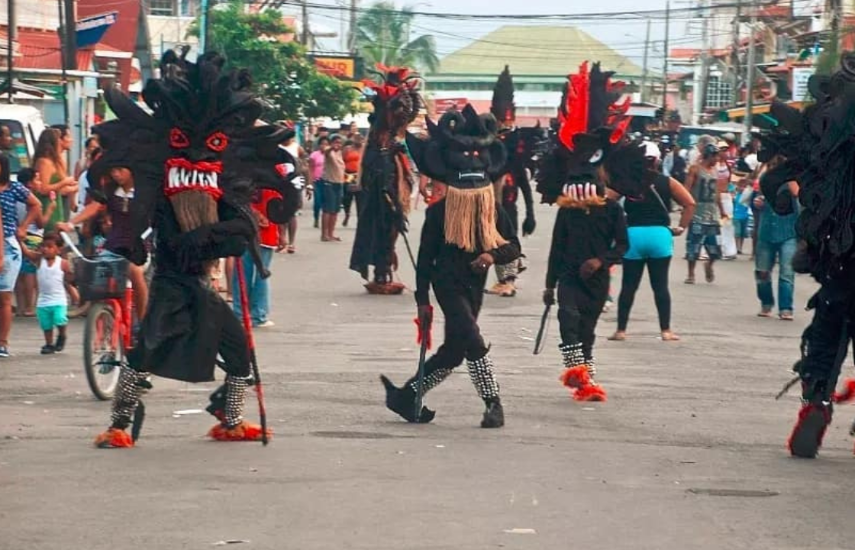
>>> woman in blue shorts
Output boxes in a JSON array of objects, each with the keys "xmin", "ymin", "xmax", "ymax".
[
  {"xmin": 0, "ymin": 155, "xmax": 42, "ymax": 357},
  {"xmin": 609, "ymin": 145, "xmax": 696, "ymax": 342}
]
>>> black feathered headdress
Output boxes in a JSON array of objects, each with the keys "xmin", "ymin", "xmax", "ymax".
[
  {"xmin": 537, "ymin": 62, "xmax": 640, "ymax": 205},
  {"xmin": 757, "ymin": 53, "xmax": 855, "ymax": 278},
  {"xmin": 491, "ymin": 65, "xmax": 516, "ymax": 125}
]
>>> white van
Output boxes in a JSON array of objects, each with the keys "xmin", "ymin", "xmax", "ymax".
[{"xmin": 0, "ymin": 104, "xmax": 47, "ymax": 179}]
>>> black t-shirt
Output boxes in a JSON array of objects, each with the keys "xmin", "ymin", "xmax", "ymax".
[{"xmin": 623, "ymin": 174, "xmax": 672, "ymax": 228}]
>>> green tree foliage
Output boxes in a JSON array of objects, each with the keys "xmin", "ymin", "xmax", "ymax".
[
  {"xmin": 188, "ymin": 1, "xmax": 358, "ymax": 120},
  {"xmin": 356, "ymin": 2, "xmax": 440, "ymax": 73}
]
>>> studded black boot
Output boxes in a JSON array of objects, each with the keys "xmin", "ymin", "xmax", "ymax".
[
  {"xmin": 467, "ymin": 354, "xmax": 504, "ymax": 428},
  {"xmin": 380, "ymin": 366, "xmax": 452, "ymax": 424}
]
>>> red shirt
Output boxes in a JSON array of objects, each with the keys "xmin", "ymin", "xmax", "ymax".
[{"xmin": 252, "ymin": 189, "xmax": 280, "ymax": 248}]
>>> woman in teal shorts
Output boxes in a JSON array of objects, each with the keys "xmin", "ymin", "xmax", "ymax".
[{"xmin": 609, "ymin": 145, "xmax": 696, "ymax": 342}]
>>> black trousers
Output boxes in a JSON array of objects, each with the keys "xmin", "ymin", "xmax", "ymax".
[
  {"xmin": 558, "ymin": 275, "xmax": 609, "ymax": 359},
  {"xmin": 801, "ymin": 283, "xmax": 855, "ymax": 398},
  {"xmin": 421, "ymin": 283, "xmax": 489, "ymax": 378},
  {"xmin": 617, "ymin": 257, "xmax": 672, "ymax": 331}
]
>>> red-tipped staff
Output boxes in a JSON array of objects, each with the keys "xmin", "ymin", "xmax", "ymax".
[{"xmin": 235, "ymin": 257, "xmax": 269, "ymax": 446}]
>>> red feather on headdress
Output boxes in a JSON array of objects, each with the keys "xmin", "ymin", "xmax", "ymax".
[
  {"xmin": 362, "ymin": 64, "xmax": 418, "ymax": 101},
  {"xmin": 557, "ymin": 62, "xmax": 632, "ymax": 150},
  {"xmin": 558, "ymin": 62, "xmax": 590, "ymax": 151}
]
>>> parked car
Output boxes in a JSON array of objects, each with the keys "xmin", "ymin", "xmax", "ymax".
[{"xmin": 0, "ymin": 104, "xmax": 47, "ymax": 180}]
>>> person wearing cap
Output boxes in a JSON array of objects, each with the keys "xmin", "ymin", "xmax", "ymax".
[
  {"xmin": 688, "ymin": 134, "xmax": 715, "ymax": 166},
  {"xmin": 608, "ymin": 142, "xmax": 696, "ymax": 343},
  {"xmin": 684, "ymin": 142, "xmax": 728, "ymax": 284}
]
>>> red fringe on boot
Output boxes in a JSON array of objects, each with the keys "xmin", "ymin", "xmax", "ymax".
[
  {"xmin": 574, "ymin": 384, "xmax": 608, "ymax": 402},
  {"xmin": 560, "ymin": 366, "xmax": 591, "ymax": 389},
  {"xmin": 833, "ymin": 379, "xmax": 855, "ymax": 404},
  {"xmin": 787, "ymin": 403, "xmax": 831, "ymax": 458},
  {"xmin": 93, "ymin": 428, "xmax": 134, "ymax": 449},
  {"xmin": 208, "ymin": 421, "xmax": 273, "ymax": 442}
]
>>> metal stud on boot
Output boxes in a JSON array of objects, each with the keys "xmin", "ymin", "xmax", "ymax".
[{"xmin": 481, "ymin": 399, "xmax": 505, "ymax": 428}]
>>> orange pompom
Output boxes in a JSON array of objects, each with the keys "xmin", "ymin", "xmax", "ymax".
[
  {"xmin": 93, "ymin": 428, "xmax": 134, "ymax": 449},
  {"xmin": 574, "ymin": 384, "xmax": 607, "ymax": 402},
  {"xmin": 559, "ymin": 366, "xmax": 591, "ymax": 389},
  {"xmin": 208, "ymin": 421, "xmax": 273, "ymax": 442}
]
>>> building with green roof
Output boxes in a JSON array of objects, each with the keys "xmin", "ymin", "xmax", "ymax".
[{"xmin": 425, "ymin": 25, "xmax": 645, "ymax": 125}]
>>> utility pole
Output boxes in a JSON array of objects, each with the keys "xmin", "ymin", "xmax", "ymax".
[
  {"xmin": 6, "ymin": 0, "xmax": 14, "ymax": 103},
  {"xmin": 200, "ymin": 0, "xmax": 210, "ymax": 53},
  {"xmin": 731, "ymin": 0, "xmax": 742, "ymax": 107},
  {"xmin": 63, "ymin": 0, "xmax": 76, "ymax": 71},
  {"xmin": 697, "ymin": 0, "xmax": 710, "ymax": 124},
  {"xmin": 744, "ymin": 0, "xmax": 758, "ymax": 135},
  {"xmin": 662, "ymin": 0, "xmax": 670, "ymax": 119},
  {"xmin": 641, "ymin": 18, "xmax": 650, "ymax": 102},
  {"xmin": 349, "ymin": 0, "xmax": 357, "ymax": 53},
  {"xmin": 302, "ymin": 0, "xmax": 310, "ymax": 49},
  {"xmin": 57, "ymin": 0, "xmax": 69, "ymax": 125}
]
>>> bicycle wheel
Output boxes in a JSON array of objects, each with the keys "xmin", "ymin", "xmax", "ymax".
[{"xmin": 83, "ymin": 302, "xmax": 122, "ymax": 401}]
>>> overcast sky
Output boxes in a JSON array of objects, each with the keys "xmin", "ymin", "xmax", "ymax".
[{"xmin": 300, "ymin": 0, "xmax": 684, "ymax": 71}]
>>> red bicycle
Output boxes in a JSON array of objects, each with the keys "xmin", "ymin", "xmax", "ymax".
[{"xmin": 62, "ymin": 232, "xmax": 147, "ymax": 400}]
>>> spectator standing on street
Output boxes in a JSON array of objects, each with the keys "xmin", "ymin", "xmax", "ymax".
[
  {"xmin": 14, "ymin": 168, "xmax": 56, "ymax": 317},
  {"xmin": 754, "ymin": 161, "xmax": 800, "ymax": 321},
  {"xmin": 321, "ymin": 134, "xmax": 345, "ymax": 242},
  {"xmin": 232, "ymin": 189, "xmax": 284, "ymax": 328},
  {"xmin": 0, "ymin": 125, "xmax": 21, "ymax": 174},
  {"xmin": 309, "ymin": 136, "xmax": 329, "ymax": 229},
  {"xmin": 341, "ymin": 133, "xmax": 364, "ymax": 227},
  {"xmin": 684, "ymin": 142, "xmax": 727, "ymax": 284},
  {"xmin": 0, "ymin": 154, "xmax": 41, "ymax": 357},
  {"xmin": 609, "ymin": 142, "xmax": 696, "ymax": 342},
  {"xmin": 280, "ymin": 129, "xmax": 305, "ymax": 253},
  {"xmin": 19, "ymin": 232, "xmax": 70, "ymax": 354},
  {"xmin": 34, "ymin": 128, "xmax": 77, "ymax": 231}
]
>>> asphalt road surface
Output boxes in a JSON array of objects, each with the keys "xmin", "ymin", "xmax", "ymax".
[{"xmin": 2, "ymin": 203, "xmax": 854, "ymax": 550}]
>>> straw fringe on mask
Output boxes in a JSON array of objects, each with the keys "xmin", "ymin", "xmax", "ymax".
[{"xmin": 443, "ymin": 185, "xmax": 507, "ymax": 252}]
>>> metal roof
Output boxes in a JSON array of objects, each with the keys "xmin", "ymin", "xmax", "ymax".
[{"xmin": 433, "ymin": 25, "xmax": 643, "ymax": 78}]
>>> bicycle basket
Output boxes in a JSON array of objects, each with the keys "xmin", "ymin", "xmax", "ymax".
[{"xmin": 74, "ymin": 257, "xmax": 130, "ymax": 302}]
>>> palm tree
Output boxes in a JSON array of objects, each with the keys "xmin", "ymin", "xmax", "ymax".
[{"xmin": 356, "ymin": 2, "xmax": 440, "ymax": 74}]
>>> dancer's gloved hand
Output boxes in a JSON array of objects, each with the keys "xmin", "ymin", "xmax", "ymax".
[
  {"xmin": 580, "ymin": 257, "xmax": 603, "ymax": 279},
  {"xmin": 470, "ymin": 253, "xmax": 494, "ymax": 274},
  {"xmin": 522, "ymin": 215, "xmax": 536, "ymax": 236},
  {"xmin": 416, "ymin": 305, "xmax": 433, "ymax": 346},
  {"xmin": 542, "ymin": 288, "xmax": 555, "ymax": 306}
]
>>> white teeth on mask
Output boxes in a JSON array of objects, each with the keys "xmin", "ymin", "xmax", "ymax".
[{"xmin": 167, "ymin": 166, "xmax": 219, "ymax": 191}]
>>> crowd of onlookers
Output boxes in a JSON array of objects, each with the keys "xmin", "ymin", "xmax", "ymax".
[
  {"xmin": 0, "ymin": 118, "xmax": 801, "ymax": 357},
  {"xmin": 0, "ymin": 124, "xmax": 91, "ymax": 356},
  {"xmin": 610, "ymin": 130, "xmax": 800, "ymax": 345}
]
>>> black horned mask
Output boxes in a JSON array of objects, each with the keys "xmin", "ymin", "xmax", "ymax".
[{"xmin": 406, "ymin": 104, "xmax": 506, "ymax": 189}]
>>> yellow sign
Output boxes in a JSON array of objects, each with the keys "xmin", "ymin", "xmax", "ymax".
[{"xmin": 313, "ymin": 57, "xmax": 356, "ymax": 80}]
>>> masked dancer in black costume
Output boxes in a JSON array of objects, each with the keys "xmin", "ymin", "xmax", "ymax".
[
  {"xmin": 92, "ymin": 49, "xmax": 302, "ymax": 448},
  {"xmin": 350, "ymin": 65, "xmax": 420, "ymax": 294},
  {"xmin": 486, "ymin": 66, "xmax": 538, "ymax": 297},
  {"xmin": 538, "ymin": 62, "xmax": 645, "ymax": 402},
  {"xmin": 380, "ymin": 104, "xmax": 520, "ymax": 428}
]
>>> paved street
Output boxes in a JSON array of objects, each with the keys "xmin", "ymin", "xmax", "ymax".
[{"xmin": 2, "ymin": 203, "xmax": 855, "ymax": 550}]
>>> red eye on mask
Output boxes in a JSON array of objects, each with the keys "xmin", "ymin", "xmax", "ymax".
[
  {"xmin": 170, "ymin": 128, "xmax": 190, "ymax": 149},
  {"xmin": 206, "ymin": 132, "xmax": 229, "ymax": 152}
]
